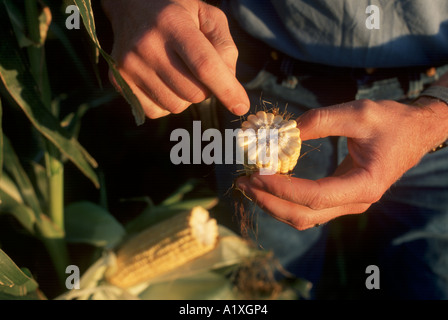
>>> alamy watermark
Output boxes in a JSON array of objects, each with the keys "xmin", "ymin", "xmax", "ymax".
[
  {"xmin": 65, "ymin": 5, "xmax": 80, "ymax": 30},
  {"xmin": 365, "ymin": 5, "xmax": 380, "ymax": 30},
  {"xmin": 365, "ymin": 265, "xmax": 380, "ymax": 290},
  {"xmin": 170, "ymin": 121, "xmax": 280, "ymax": 175},
  {"xmin": 65, "ymin": 265, "xmax": 80, "ymax": 290}
]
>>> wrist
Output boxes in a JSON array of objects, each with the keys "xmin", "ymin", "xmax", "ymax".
[{"xmin": 411, "ymin": 95, "xmax": 448, "ymax": 153}]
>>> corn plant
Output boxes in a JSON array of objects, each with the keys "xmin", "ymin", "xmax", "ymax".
[{"xmin": 0, "ymin": 0, "xmax": 145, "ymax": 299}]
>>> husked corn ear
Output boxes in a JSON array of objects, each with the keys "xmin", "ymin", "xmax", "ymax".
[
  {"xmin": 106, "ymin": 206, "xmax": 218, "ymax": 288},
  {"xmin": 237, "ymin": 110, "xmax": 301, "ymax": 175}
]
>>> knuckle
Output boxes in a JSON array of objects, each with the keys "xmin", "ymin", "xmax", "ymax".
[
  {"xmin": 202, "ymin": 4, "xmax": 228, "ymax": 26},
  {"xmin": 185, "ymin": 88, "xmax": 208, "ymax": 104},
  {"xmin": 207, "ymin": 5, "xmax": 226, "ymax": 20},
  {"xmin": 307, "ymin": 108, "xmax": 328, "ymax": 131},
  {"xmin": 356, "ymin": 99, "xmax": 379, "ymax": 123},
  {"xmin": 118, "ymin": 51, "xmax": 141, "ymax": 73},
  {"xmin": 305, "ymin": 186, "xmax": 330, "ymax": 211},
  {"xmin": 143, "ymin": 106, "xmax": 170, "ymax": 119},
  {"xmin": 366, "ymin": 191, "xmax": 382, "ymax": 205},
  {"xmin": 193, "ymin": 56, "xmax": 216, "ymax": 80},
  {"xmin": 307, "ymin": 196, "xmax": 326, "ymax": 211},
  {"xmin": 213, "ymin": 6, "xmax": 227, "ymax": 20},
  {"xmin": 169, "ymin": 101, "xmax": 191, "ymax": 114},
  {"xmin": 223, "ymin": 43, "xmax": 239, "ymax": 61},
  {"xmin": 361, "ymin": 172, "xmax": 385, "ymax": 204},
  {"xmin": 156, "ymin": 7, "xmax": 179, "ymax": 28},
  {"xmin": 292, "ymin": 215, "xmax": 312, "ymax": 231}
]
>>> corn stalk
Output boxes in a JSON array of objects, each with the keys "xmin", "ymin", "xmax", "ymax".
[{"xmin": 24, "ymin": 0, "xmax": 68, "ymax": 287}]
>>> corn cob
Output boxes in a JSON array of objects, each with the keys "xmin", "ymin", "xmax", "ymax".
[
  {"xmin": 237, "ymin": 110, "xmax": 301, "ymax": 175},
  {"xmin": 106, "ymin": 206, "xmax": 218, "ymax": 288}
]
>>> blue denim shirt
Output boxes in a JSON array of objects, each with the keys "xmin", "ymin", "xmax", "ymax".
[{"xmin": 227, "ymin": 0, "xmax": 448, "ymax": 68}]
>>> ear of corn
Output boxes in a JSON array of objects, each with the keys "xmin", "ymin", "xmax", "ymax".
[
  {"xmin": 237, "ymin": 110, "xmax": 302, "ymax": 175},
  {"xmin": 105, "ymin": 206, "xmax": 218, "ymax": 288}
]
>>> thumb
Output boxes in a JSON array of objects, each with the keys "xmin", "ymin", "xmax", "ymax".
[{"xmin": 297, "ymin": 101, "xmax": 368, "ymax": 141}]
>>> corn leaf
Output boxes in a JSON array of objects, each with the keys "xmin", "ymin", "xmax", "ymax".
[
  {"xmin": 160, "ymin": 179, "xmax": 198, "ymax": 206},
  {"xmin": 0, "ymin": 170, "xmax": 65, "ymax": 238},
  {"xmin": 64, "ymin": 201, "xmax": 126, "ymax": 248},
  {"xmin": 0, "ymin": 98, "xmax": 2, "ymax": 183},
  {"xmin": 125, "ymin": 197, "xmax": 218, "ymax": 234},
  {"xmin": 0, "ymin": 249, "xmax": 39, "ymax": 297},
  {"xmin": 0, "ymin": 289, "xmax": 45, "ymax": 300},
  {"xmin": 3, "ymin": 0, "xmax": 33, "ymax": 48},
  {"xmin": 0, "ymin": 11, "xmax": 99, "ymax": 188},
  {"xmin": 70, "ymin": 0, "xmax": 146, "ymax": 125},
  {"xmin": 35, "ymin": 213, "xmax": 64, "ymax": 240},
  {"xmin": 160, "ymin": 197, "xmax": 218, "ymax": 212},
  {"xmin": 0, "ymin": 186, "xmax": 36, "ymax": 235},
  {"xmin": 0, "ymin": 171, "xmax": 38, "ymax": 234},
  {"xmin": 4, "ymin": 0, "xmax": 52, "ymax": 48},
  {"xmin": 2, "ymin": 135, "xmax": 42, "ymax": 216},
  {"xmin": 0, "ymin": 172, "xmax": 24, "ymax": 205},
  {"xmin": 28, "ymin": 161, "xmax": 49, "ymax": 207},
  {"xmin": 0, "ymin": 173, "xmax": 63, "ymax": 239}
]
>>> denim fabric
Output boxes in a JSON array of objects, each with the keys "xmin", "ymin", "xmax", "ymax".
[
  {"xmin": 213, "ymin": 11, "xmax": 448, "ymax": 299},
  {"xmin": 227, "ymin": 0, "xmax": 448, "ymax": 68},
  {"xmin": 361, "ymin": 147, "xmax": 448, "ymax": 299}
]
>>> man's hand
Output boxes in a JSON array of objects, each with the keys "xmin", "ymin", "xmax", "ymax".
[
  {"xmin": 236, "ymin": 98, "xmax": 448, "ymax": 230},
  {"xmin": 101, "ymin": 0, "xmax": 249, "ymax": 119}
]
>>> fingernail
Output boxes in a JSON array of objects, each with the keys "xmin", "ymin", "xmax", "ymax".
[
  {"xmin": 250, "ymin": 175, "xmax": 264, "ymax": 189},
  {"xmin": 233, "ymin": 104, "xmax": 249, "ymax": 115}
]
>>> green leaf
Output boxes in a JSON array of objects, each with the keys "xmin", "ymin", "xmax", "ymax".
[
  {"xmin": 4, "ymin": 0, "xmax": 52, "ymax": 48},
  {"xmin": 0, "ymin": 173, "xmax": 37, "ymax": 234},
  {"xmin": 125, "ymin": 197, "xmax": 218, "ymax": 234},
  {"xmin": 161, "ymin": 197, "xmax": 218, "ymax": 212},
  {"xmin": 0, "ymin": 12, "xmax": 99, "ymax": 188},
  {"xmin": 2, "ymin": 134, "xmax": 42, "ymax": 216},
  {"xmin": 70, "ymin": 0, "xmax": 99, "ymax": 61},
  {"xmin": 28, "ymin": 161, "xmax": 49, "ymax": 207},
  {"xmin": 35, "ymin": 213, "xmax": 64, "ymax": 239},
  {"xmin": 160, "ymin": 179, "xmax": 198, "ymax": 206},
  {"xmin": 60, "ymin": 103, "xmax": 90, "ymax": 139},
  {"xmin": 37, "ymin": 2, "xmax": 52, "ymax": 46},
  {"xmin": 0, "ymin": 172, "xmax": 24, "ymax": 205},
  {"xmin": 70, "ymin": 0, "xmax": 146, "ymax": 125},
  {"xmin": 3, "ymin": 0, "xmax": 34, "ymax": 48},
  {"xmin": 0, "ymin": 98, "xmax": 3, "ymax": 182},
  {"xmin": 108, "ymin": 67, "xmax": 146, "ymax": 126},
  {"xmin": 0, "ymin": 249, "xmax": 39, "ymax": 297},
  {"xmin": 0, "ymin": 172, "xmax": 66, "ymax": 239},
  {"xmin": 64, "ymin": 201, "xmax": 126, "ymax": 248}
]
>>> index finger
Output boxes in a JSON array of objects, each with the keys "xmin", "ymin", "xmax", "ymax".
[{"xmin": 172, "ymin": 26, "xmax": 250, "ymax": 116}]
